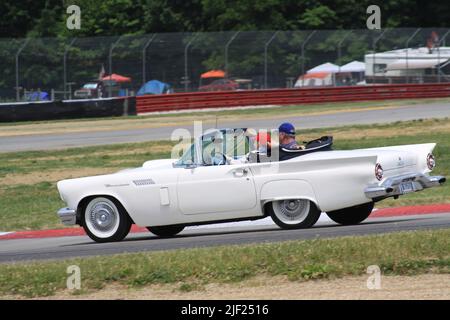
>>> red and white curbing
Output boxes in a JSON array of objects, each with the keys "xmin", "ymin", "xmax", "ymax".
[
  {"xmin": 0, "ymin": 203, "xmax": 449, "ymax": 241},
  {"xmin": 0, "ymin": 232, "xmax": 12, "ymax": 237}
]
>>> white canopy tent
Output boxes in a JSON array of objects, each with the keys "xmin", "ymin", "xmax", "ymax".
[
  {"xmin": 339, "ymin": 61, "xmax": 365, "ymax": 72},
  {"xmin": 307, "ymin": 62, "xmax": 340, "ymax": 74}
]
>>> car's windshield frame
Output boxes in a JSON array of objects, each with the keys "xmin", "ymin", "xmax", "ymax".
[{"xmin": 174, "ymin": 128, "xmax": 253, "ymax": 167}]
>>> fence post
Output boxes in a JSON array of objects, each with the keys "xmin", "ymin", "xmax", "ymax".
[
  {"xmin": 437, "ymin": 30, "xmax": 450, "ymax": 83},
  {"xmin": 405, "ymin": 28, "xmax": 421, "ymax": 84},
  {"xmin": 184, "ymin": 33, "xmax": 199, "ymax": 92},
  {"xmin": 15, "ymin": 38, "xmax": 30, "ymax": 101},
  {"xmin": 300, "ymin": 30, "xmax": 317, "ymax": 86},
  {"xmin": 142, "ymin": 34, "xmax": 156, "ymax": 86},
  {"xmin": 264, "ymin": 31, "xmax": 279, "ymax": 89},
  {"xmin": 337, "ymin": 31, "xmax": 353, "ymax": 86},
  {"xmin": 108, "ymin": 36, "xmax": 123, "ymax": 97},
  {"xmin": 225, "ymin": 31, "xmax": 241, "ymax": 77},
  {"xmin": 63, "ymin": 38, "xmax": 77, "ymax": 100},
  {"xmin": 372, "ymin": 29, "xmax": 388, "ymax": 84}
]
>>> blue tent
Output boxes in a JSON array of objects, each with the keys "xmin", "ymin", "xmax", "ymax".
[{"xmin": 137, "ymin": 80, "xmax": 171, "ymax": 96}]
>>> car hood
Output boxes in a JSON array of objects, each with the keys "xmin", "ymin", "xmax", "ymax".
[{"xmin": 111, "ymin": 159, "xmax": 174, "ymax": 175}]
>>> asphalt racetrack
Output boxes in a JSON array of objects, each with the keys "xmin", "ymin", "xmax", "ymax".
[
  {"xmin": 0, "ymin": 101, "xmax": 449, "ymax": 263},
  {"xmin": 0, "ymin": 213, "xmax": 449, "ymax": 263},
  {"xmin": 1, "ymin": 102, "xmax": 450, "ymax": 152}
]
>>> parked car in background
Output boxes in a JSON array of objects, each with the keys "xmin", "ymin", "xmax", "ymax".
[
  {"xmin": 74, "ymin": 81, "xmax": 105, "ymax": 99},
  {"xmin": 199, "ymin": 79, "xmax": 239, "ymax": 92}
]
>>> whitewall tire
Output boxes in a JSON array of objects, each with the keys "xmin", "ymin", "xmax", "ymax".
[
  {"xmin": 82, "ymin": 197, "xmax": 132, "ymax": 243},
  {"xmin": 267, "ymin": 199, "xmax": 321, "ymax": 229}
]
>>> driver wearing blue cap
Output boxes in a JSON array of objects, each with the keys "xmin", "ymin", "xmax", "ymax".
[{"xmin": 278, "ymin": 122, "xmax": 305, "ymax": 150}]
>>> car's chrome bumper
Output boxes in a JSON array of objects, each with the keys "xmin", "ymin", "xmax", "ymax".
[
  {"xmin": 365, "ymin": 173, "xmax": 446, "ymax": 199},
  {"xmin": 57, "ymin": 208, "xmax": 77, "ymax": 226}
]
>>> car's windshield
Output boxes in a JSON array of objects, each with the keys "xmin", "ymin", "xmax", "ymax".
[
  {"xmin": 176, "ymin": 142, "xmax": 196, "ymax": 166},
  {"xmin": 175, "ymin": 129, "xmax": 253, "ymax": 166}
]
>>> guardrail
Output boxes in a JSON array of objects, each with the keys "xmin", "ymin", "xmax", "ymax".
[
  {"xmin": 136, "ymin": 83, "xmax": 450, "ymax": 114},
  {"xmin": 0, "ymin": 97, "xmax": 136, "ymax": 122}
]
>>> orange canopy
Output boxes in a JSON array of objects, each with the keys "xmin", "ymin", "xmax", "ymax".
[
  {"xmin": 201, "ymin": 70, "xmax": 226, "ymax": 79},
  {"xmin": 102, "ymin": 73, "xmax": 132, "ymax": 82},
  {"xmin": 299, "ymin": 72, "xmax": 330, "ymax": 80}
]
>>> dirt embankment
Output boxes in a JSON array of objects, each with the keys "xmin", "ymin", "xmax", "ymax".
[{"xmin": 27, "ymin": 273, "xmax": 450, "ymax": 300}]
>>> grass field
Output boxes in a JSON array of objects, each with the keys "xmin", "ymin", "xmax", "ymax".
[
  {"xmin": 0, "ymin": 118, "xmax": 449, "ymax": 231},
  {"xmin": 0, "ymin": 229, "xmax": 448, "ymax": 298},
  {"xmin": 1, "ymin": 97, "xmax": 450, "ymax": 138}
]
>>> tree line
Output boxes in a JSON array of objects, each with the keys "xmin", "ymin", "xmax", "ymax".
[{"xmin": 1, "ymin": 0, "xmax": 449, "ymax": 38}]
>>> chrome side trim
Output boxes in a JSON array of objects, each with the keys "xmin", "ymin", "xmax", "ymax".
[
  {"xmin": 57, "ymin": 207, "xmax": 77, "ymax": 226},
  {"xmin": 365, "ymin": 173, "xmax": 446, "ymax": 199}
]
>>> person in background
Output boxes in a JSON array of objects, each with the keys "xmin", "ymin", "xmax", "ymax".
[{"xmin": 256, "ymin": 131, "xmax": 271, "ymax": 154}]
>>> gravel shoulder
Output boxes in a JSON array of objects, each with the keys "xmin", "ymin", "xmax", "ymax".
[{"xmin": 24, "ymin": 273, "xmax": 450, "ymax": 300}]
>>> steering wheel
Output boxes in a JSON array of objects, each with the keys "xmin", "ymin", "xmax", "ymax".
[
  {"xmin": 214, "ymin": 152, "xmax": 230, "ymax": 165},
  {"xmin": 203, "ymin": 151, "xmax": 229, "ymax": 165}
]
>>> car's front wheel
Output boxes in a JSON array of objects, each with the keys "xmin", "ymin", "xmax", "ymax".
[
  {"xmin": 326, "ymin": 202, "xmax": 374, "ymax": 225},
  {"xmin": 147, "ymin": 225, "xmax": 185, "ymax": 238},
  {"xmin": 82, "ymin": 197, "xmax": 132, "ymax": 243},
  {"xmin": 267, "ymin": 199, "xmax": 321, "ymax": 229}
]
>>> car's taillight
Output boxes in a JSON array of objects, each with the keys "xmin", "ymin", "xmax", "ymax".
[
  {"xmin": 427, "ymin": 153, "xmax": 436, "ymax": 170},
  {"xmin": 375, "ymin": 163, "xmax": 383, "ymax": 181}
]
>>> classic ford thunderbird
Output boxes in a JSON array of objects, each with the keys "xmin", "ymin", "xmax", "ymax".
[{"xmin": 57, "ymin": 128, "xmax": 446, "ymax": 242}]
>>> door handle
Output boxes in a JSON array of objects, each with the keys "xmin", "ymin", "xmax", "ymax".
[{"xmin": 233, "ymin": 168, "xmax": 249, "ymax": 177}]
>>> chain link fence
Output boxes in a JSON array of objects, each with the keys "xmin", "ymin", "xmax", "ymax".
[{"xmin": 1, "ymin": 28, "xmax": 450, "ymax": 102}]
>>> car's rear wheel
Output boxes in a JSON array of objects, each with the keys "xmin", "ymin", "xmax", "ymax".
[
  {"xmin": 267, "ymin": 199, "xmax": 321, "ymax": 229},
  {"xmin": 147, "ymin": 225, "xmax": 185, "ymax": 238},
  {"xmin": 82, "ymin": 197, "xmax": 132, "ymax": 243},
  {"xmin": 326, "ymin": 202, "xmax": 374, "ymax": 225}
]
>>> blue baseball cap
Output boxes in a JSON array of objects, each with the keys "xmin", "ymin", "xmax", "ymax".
[{"xmin": 279, "ymin": 122, "xmax": 296, "ymax": 136}]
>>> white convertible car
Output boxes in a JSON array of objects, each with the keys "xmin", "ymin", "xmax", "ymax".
[{"xmin": 57, "ymin": 128, "xmax": 446, "ymax": 242}]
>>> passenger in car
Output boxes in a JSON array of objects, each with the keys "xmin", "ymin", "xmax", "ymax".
[{"xmin": 256, "ymin": 131, "xmax": 271, "ymax": 154}]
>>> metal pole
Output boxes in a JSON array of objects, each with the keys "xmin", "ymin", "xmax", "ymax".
[
  {"xmin": 405, "ymin": 28, "xmax": 421, "ymax": 84},
  {"xmin": 108, "ymin": 36, "xmax": 123, "ymax": 97},
  {"xmin": 63, "ymin": 38, "xmax": 77, "ymax": 100},
  {"xmin": 225, "ymin": 31, "xmax": 240, "ymax": 77},
  {"xmin": 437, "ymin": 30, "xmax": 450, "ymax": 83},
  {"xmin": 301, "ymin": 30, "xmax": 317, "ymax": 86},
  {"xmin": 184, "ymin": 33, "xmax": 199, "ymax": 92},
  {"xmin": 372, "ymin": 28, "xmax": 388, "ymax": 84},
  {"xmin": 15, "ymin": 38, "xmax": 30, "ymax": 101},
  {"xmin": 337, "ymin": 31, "xmax": 353, "ymax": 86},
  {"xmin": 142, "ymin": 34, "xmax": 156, "ymax": 86},
  {"xmin": 264, "ymin": 31, "xmax": 279, "ymax": 89}
]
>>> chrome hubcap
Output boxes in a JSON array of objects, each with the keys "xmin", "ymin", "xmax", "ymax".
[
  {"xmin": 89, "ymin": 202, "xmax": 117, "ymax": 232},
  {"xmin": 274, "ymin": 199, "xmax": 310, "ymax": 224}
]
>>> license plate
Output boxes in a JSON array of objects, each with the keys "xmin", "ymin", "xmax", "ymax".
[{"xmin": 400, "ymin": 181, "xmax": 415, "ymax": 194}]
